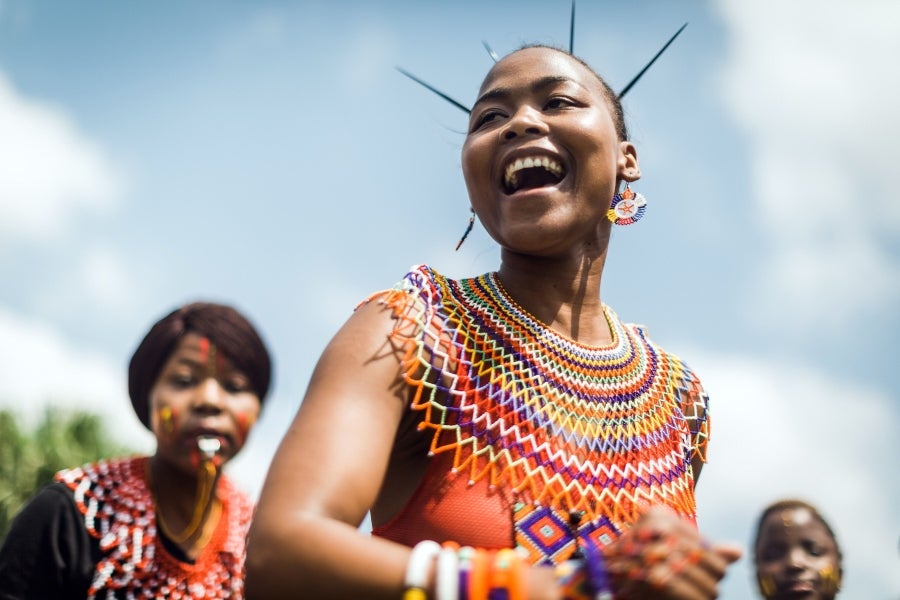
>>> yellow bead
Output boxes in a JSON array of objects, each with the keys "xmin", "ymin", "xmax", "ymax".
[{"xmin": 402, "ymin": 587, "xmax": 428, "ymax": 600}]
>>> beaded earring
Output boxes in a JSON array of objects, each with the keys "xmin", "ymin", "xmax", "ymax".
[
  {"xmin": 455, "ymin": 208, "xmax": 476, "ymax": 251},
  {"xmin": 607, "ymin": 183, "xmax": 647, "ymax": 226}
]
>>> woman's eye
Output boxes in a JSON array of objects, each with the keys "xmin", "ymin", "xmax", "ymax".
[
  {"xmin": 473, "ymin": 110, "xmax": 504, "ymax": 130},
  {"xmin": 545, "ymin": 97, "xmax": 574, "ymax": 110},
  {"xmin": 806, "ymin": 543, "xmax": 824, "ymax": 556},
  {"xmin": 225, "ymin": 378, "xmax": 250, "ymax": 393},
  {"xmin": 171, "ymin": 374, "xmax": 196, "ymax": 388}
]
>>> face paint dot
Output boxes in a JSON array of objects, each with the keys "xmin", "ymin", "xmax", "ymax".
[{"xmin": 786, "ymin": 508, "xmax": 813, "ymax": 527}]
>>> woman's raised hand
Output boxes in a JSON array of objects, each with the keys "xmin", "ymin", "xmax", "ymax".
[{"xmin": 604, "ymin": 507, "xmax": 742, "ymax": 600}]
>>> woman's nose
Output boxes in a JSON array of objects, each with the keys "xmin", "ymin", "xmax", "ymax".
[
  {"xmin": 786, "ymin": 547, "xmax": 810, "ymax": 570},
  {"xmin": 193, "ymin": 377, "xmax": 224, "ymax": 412},
  {"xmin": 502, "ymin": 106, "xmax": 547, "ymax": 141}
]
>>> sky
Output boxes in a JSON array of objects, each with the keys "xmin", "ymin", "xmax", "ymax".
[{"xmin": 1, "ymin": 0, "xmax": 898, "ymax": 597}]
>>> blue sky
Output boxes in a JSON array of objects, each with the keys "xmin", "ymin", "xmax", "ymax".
[{"xmin": 1, "ymin": 1, "xmax": 898, "ymax": 597}]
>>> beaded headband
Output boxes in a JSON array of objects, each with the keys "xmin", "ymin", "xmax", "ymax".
[{"xmin": 398, "ymin": 0, "xmax": 688, "ymax": 113}]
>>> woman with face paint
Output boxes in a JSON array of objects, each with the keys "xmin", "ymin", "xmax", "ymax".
[
  {"xmin": 754, "ymin": 500, "xmax": 843, "ymax": 600},
  {"xmin": 247, "ymin": 45, "xmax": 741, "ymax": 600},
  {"xmin": 0, "ymin": 302, "xmax": 271, "ymax": 599}
]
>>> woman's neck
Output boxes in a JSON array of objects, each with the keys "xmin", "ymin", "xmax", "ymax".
[
  {"xmin": 497, "ymin": 249, "xmax": 611, "ymax": 346},
  {"xmin": 148, "ymin": 454, "xmax": 221, "ymax": 551}
]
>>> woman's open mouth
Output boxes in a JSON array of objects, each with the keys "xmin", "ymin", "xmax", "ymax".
[{"xmin": 503, "ymin": 155, "xmax": 566, "ymax": 194}]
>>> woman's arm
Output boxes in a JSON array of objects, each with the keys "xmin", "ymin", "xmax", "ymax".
[{"xmin": 245, "ymin": 300, "xmax": 418, "ymax": 599}]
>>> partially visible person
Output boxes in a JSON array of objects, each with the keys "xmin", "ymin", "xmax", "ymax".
[
  {"xmin": 0, "ymin": 302, "xmax": 272, "ymax": 599},
  {"xmin": 753, "ymin": 499, "xmax": 842, "ymax": 600}
]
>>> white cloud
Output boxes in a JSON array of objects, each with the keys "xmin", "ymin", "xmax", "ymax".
[
  {"xmin": 690, "ymin": 350, "xmax": 900, "ymax": 598},
  {"xmin": 717, "ymin": 0, "xmax": 900, "ymax": 330},
  {"xmin": 0, "ymin": 71, "xmax": 121, "ymax": 242},
  {"xmin": 0, "ymin": 308, "xmax": 153, "ymax": 452}
]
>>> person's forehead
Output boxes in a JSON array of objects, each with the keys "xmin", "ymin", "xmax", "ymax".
[
  {"xmin": 168, "ymin": 333, "xmax": 217, "ymax": 361},
  {"xmin": 478, "ymin": 47, "xmax": 601, "ymax": 95},
  {"xmin": 761, "ymin": 508, "xmax": 827, "ymax": 538},
  {"xmin": 175, "ymin": 332, "xmax": 207, "ymax": 350},
  {"xmin": 781, "ymin": 507, "xmax": 814, "ymax": 526}
]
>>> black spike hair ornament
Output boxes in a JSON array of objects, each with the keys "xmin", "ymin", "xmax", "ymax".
[
  {"xmin": 395, "ymin": 67, "xmax": 471, "ymax": 114},
  {"xmin": 569, "ymin": 0, "xmax": 576, "ymax": 54},
  {"xmin": 617, "ymin": 22, "xmax": 688, "ymax": 98},
  {"xmin": 397, "ymin": 0, "xmax": 688, "ymax": 113},
  {"xmin": 482, "ymin": 40, "xmax": 500, "ymax": 63}
]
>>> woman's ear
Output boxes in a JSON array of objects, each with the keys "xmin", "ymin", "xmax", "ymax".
[{"xmin": 617, "ymin": 141, "xmax": 641, "ymax": 182}]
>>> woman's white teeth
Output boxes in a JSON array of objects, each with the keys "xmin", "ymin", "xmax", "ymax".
[{"xmin": 504, "ymin": 156, "xmax": 564, "ymax": 190}]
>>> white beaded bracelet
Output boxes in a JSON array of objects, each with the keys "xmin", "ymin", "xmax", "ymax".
[
  {"xmin": 403, "ymin": 540, "xmax": 441, "ymax": 600},
  {"xmin": 435, "ymin": 546, "xmax": 460, "ymax": 600}
]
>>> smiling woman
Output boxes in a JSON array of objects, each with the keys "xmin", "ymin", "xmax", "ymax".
[
  {"xmin": 245, "ymin": 45, "xmax": 740, "ymax": 600},
  {"xmin": 753, "ymin": 500, "xmax": 843, "ymax": 600},
  {"xmin": 0, "ymin": 302, "xmax": 272, "ymax": 600}
]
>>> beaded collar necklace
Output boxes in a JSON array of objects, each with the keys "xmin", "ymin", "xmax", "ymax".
[
  {"xmin": 482, "ymin": 271, "xmax": 621, "ymax": 359},
  {"xmin": 383, "ymin": 265, "xmax": 707, "ymax": 560},
  {"xmin": 448, "ymin": 271, "xmax": 646, "ymax": 395}
]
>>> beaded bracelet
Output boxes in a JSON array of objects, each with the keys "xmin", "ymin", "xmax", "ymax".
[
  {"xmin": 436, "ymin": 543, "xmax": 460, "ymax": 600},
  {"xmin": 467, "ymin": 548, "xmax": 492, "ymax": 600},
  {"xmin": 457, "ymin": 546, "xmax": 476, "ymax": 600},
  {"xmin": 555, "ymin": 559, "xmax": 592, "ymax": 600},
  {"xmin": 401, "ymin": 543, "xmax": 531, "ymax": 600},
  {"xmin": 403, "ymin": 540, "xmax": 441, "ymax": 600},
  {"xmin": 487, "ymin": 548, "xmax": 525, "ymax": 600}
]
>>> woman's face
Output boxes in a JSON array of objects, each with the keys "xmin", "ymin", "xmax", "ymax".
[
  {"xmin": 755, "ymin": 507, "xmax": 841, "ymax": 600},
  {"xmin": 148, "ymin": 332, "xmax": 261, "ymax": 475},
  {"xmin": 461, "ymin": 47, "xmax": 638, "ymax": 257}
]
